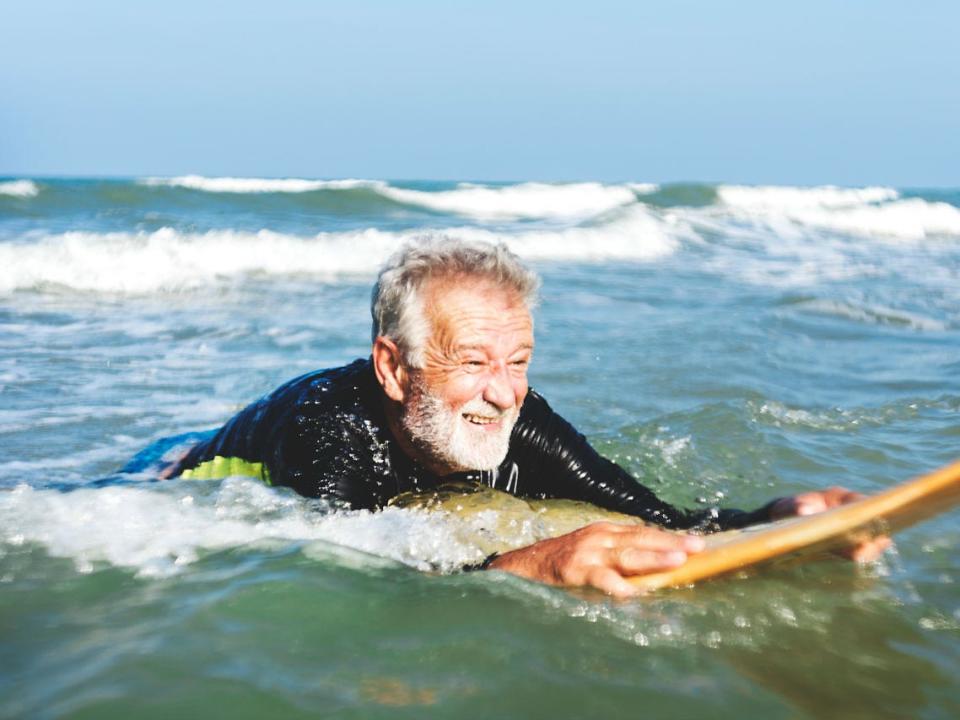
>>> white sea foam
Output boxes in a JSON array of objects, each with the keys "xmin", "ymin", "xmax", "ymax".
[
  {"xmin": 792, "ymin": 298, "xmax": 948, "ymax": 332},
  {"xmin": 753, "ymin": 401, "xmax": 852, "ymax": 431},
  {"xmin": 140, "ymin": 175, "xmax": 381, "ymax": 193},
  {"xmin": 715, "ymin": 185, "xmax": 960, "ymax": 240},
  {"xmin": 650, "ymin": 436, "xmax": 692, "ymax": 468},
  {"xmin": 748, "ymin": 399, "xmax": 923, "ymax": 433},
  {"xmin": 0, "ymin": 227, "xmax": 399, "ymax": 293},
  {"xmin": 718, "ymin": 185, "xmax": 899, "ymax": 210},
  {"xmin": 700, "ymin": 239, "xmax": 883, "ymax": 288},
  {"xmin": 781, "ymin": 198, "xmax": 960, "ymax": 240},
  {"xmin": 0, "ymin": 210, "xmax": 681, "ymax": 294},
  {"xmin": 0, "ymin": 478, "xmax": 481, "ymax": 578},
  {"xmin": 469, "ymin": 204, "xmax": 684, "ymax": 260},
  {"xmin": 139, "ymin": 177, "xmax": 656, "ymax": 219},
  {"xmin": 378, "ymin": 181, "xmax": 650, "ymax": 220},
  {"xmin": 0, "ymin": 180, "xmax": 39, "ymax": 198}
]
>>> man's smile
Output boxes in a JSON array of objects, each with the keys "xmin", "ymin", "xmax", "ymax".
[{"xmin": 462, "ymin": 412, "xmax": 502, "ymax": 426}]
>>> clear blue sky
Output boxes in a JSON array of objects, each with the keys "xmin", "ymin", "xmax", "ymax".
[{"xmin": 1, "ymin": 0, "xmax": 957, "ymax": 186}]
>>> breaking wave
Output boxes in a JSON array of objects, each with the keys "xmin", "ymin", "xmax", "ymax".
[
  {"xmin": 0, "ymin": 228, "xmax": 398, "ymax": 293},
  {"xmin": 3, "ymin": 179, "xmax": 958, "ymax": 295},
  {"xmin": 139, "ymin": 176, "xmax": 657, "ymax": 220},
  {"xmin": 140, "ymin": 176, "xmax": 379, "ymax": 193},
  {"xmin": 715, "ymin": 185, "xmax": 960, "ymax": 240},
  {"xmin": 0, "ymin": 180, "xmax": 39, "ymax": 198},
  {"xmin": 0, "ymin": 208, "xmax": 681, "ymax": 294},
  {"xmin": 0, "ymin": 479, "xmax": 482, "ymax": 578},
  {"xmin": 378, "ymin": 181, "xmax": 656, "ymax": 220},
  {"xmin": 718, "ymin": 185, "xmax": 899, "ymax": 210},
  {"xmin": 8, "ymin": 179, "xmax": 959, "ymax": 238}
]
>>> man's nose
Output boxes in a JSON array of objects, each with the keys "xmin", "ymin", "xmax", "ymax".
[{"xmin": 483, "ymin": 361, "xmax": 516, "ymax": 410}]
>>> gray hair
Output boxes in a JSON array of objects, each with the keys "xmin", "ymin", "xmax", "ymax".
[{"xmin": 371, "ymin": 236, "xmax": 540, "ymax": 367}]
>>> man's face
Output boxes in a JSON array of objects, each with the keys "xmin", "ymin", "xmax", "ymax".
[{"xmin": 400, "ymin": 277, "xmax": 534, "ymax": 474}]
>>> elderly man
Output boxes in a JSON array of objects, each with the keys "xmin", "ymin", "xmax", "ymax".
[{"xmin": 166, "ymin": 237, "xmax": 886, "ymax": 596}]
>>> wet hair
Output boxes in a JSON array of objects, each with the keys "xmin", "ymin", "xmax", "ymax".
[{"xmin": 371, "ymin": 236, "xmax": 540, "ymax": 367}]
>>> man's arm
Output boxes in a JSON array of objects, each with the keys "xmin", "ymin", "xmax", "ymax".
[
  {"xmin": 487, "ymin": 521, "xmax": 706, "ymax": 598},
  {"xmin": 508, "ymin": 391, "xmax": 773, "ymax": 530},
  {"xmin": 486, "ymin": 392, "xmax": 889, "ymax": 595},
  {"xmin": 486, "ymin": 490, "xmax": 890, "ymax": 598}
]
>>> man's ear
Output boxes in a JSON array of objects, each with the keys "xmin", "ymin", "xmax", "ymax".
[{"xmin": 372, "ymin": 336, "xmax": 407, "ymax": 403}]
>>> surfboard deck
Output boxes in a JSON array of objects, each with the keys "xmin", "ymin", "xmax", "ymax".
[
  {"xmin": 628, "ymin": 458, "xmax": 960, "ymax": 591},
  {"xmin": 391, "ymin": 458, "xmax": 960, "ymax": 591}
]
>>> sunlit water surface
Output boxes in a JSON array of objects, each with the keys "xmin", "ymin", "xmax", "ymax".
[{"xmin": 2, "ymin": 178, "xmax": 959, "ymax": 718}]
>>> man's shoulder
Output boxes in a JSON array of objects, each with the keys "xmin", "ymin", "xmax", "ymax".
[
  {"xmin": 247, "ymin": 358, "xmax": 379, "ymax": 438},
  {"xmin": 517, "ymin": 387, "xmax": 555, "ymax": 421},
  {"xmin": 267, "ymin": 357, "xmax": 375, "ymax": 408},
  {"xmin": 251, "ymin": 357, "xmax": 384, "ymax": 457},
  {"xmin": 511, "ymin": 387, "xmax": 571, "ymax": 450}
]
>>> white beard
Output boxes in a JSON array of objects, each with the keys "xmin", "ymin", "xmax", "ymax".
[{"xmin": 401, "ymin": 378, "xmax": 518, "ymax": 473}]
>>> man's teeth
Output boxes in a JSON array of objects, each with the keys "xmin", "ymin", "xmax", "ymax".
[{"xmin": 463, "ymin": 413, "xmax": 499, "ymax": 425}]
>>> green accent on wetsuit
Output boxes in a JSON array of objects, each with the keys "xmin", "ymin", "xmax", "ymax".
[{"xmin": 180, "ymin": 455, "xmax": 272, "ymax": 485}]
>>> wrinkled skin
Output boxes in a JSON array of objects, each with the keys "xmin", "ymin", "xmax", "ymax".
[
  {"xmin": 489, "ymin": 488, "xmax": 892, "ymax": 598},
  {"xmin": 490, "ymin": 522, "xmax": 707, "ymax": 598},
  {"xmin": 373, "ymin": 276, "xmax": 533, "ymax": 476}
]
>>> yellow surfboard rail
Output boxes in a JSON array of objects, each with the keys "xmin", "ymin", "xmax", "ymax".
[{"xmin": 629, "ymin": 457, "xmax": 960, "ymax": 592}]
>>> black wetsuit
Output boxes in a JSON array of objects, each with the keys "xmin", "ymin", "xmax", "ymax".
[{"xmin": 173, "ymin": 358, "xmax": 773, "ymax": 531}]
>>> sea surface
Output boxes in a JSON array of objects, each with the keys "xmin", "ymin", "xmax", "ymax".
[{"xmin": 1, "ymin": 176, "xmax": 959, "ymax": 718}]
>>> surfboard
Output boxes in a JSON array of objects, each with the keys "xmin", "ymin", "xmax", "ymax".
[
  {"xmin": 628, "ymin": 458, "xmax": 960, "ymax": 591},
  {"xmin": 391, "ymin": 458, "xmax": 960, "ymax": 591}
]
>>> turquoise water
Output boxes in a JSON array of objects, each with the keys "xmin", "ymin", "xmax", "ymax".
[{"xmin": 1, "ymin": 177, "xmax": 959, "ymax": 718}]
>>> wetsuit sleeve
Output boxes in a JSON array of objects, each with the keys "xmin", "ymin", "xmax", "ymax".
[{"xmin": 510, "ymin": 392, "xmax": 774, "ymax": 531}]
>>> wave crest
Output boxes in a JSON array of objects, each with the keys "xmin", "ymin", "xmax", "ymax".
[
  {"xmin": 137, "ymin": 176, "xmax": 657, "ymax": 220},
  {"xmin": 0, "ymin": 180, "xmax": 39, "ymax": 198},
  {"xmin": 0, "ymin": 210, "xmax": 680, "ymax": 294},
  {"xmin": 716, "ymin": 185, "xmax": 960, "ymax": 240},
  {"xmin": 718, "ymin": 185, "xmax": 899, "ymax": 210},
  {"xmin": 0, "ymin": 479, "xmax": 480, "ymax": 578},
  {"xmin": 140, "ymin": 176, "xmax": 381, "ymax": 193},
  {"xmin": 789, "ymin": 198, "xmax": 960, "ymax": 240},
  {"xmin": 379, "ymin": 181, "xmax": 654, "ymax": 220},
  {"xmin": 0, "ymin": 228, "xmax": 397, "ymax": 293}
]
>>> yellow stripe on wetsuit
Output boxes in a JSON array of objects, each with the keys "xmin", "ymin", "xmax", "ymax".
[{"xmin": 180, "ymin": 455, "xmax": 272, "ymax": 485}]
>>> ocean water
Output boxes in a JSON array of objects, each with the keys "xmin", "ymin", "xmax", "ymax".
[{"xmin": 1, "ymin": 177, "xmax": 959, "ymax": 719}]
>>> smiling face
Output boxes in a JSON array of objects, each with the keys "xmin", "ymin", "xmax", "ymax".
[{"xmin": 398, "ymin": 276, "xmax": 535, "ymax": 474}]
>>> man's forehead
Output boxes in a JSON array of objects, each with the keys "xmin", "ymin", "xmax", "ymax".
[
  {"xmin": 425, "ymin": 273, "xmax": 519, "ymax": 299},
  {"xmin": 424, "ymin": 276, "xmax": 530, "ymax": 315},
  {"xmin": 453, "ymin": 339, "xmax": 535, "ymax": 352},
  {"xmin": 422, "ymin": 277, "xmax": 534, "ymax": 342}
]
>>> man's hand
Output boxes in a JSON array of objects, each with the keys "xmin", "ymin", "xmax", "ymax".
[
  {"xmin": 487, "ymin": 521, "xmax": 705, "ymax": 598},
  {"xmin": 769, "ymin": 486, "xmax": 892, "ymax": 561}
]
